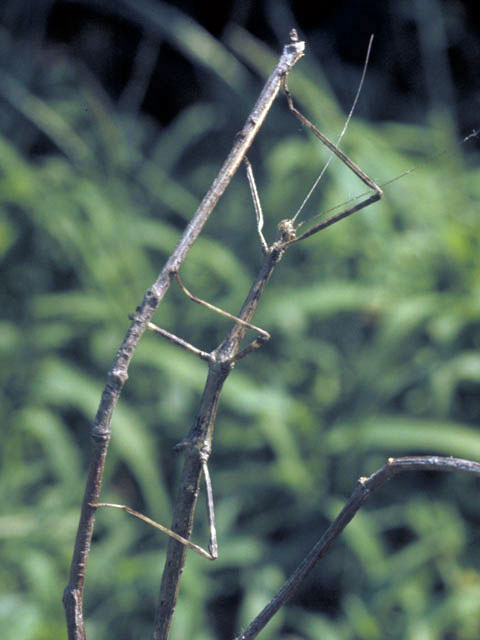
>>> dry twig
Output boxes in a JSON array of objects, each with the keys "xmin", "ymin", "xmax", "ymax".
[{"xmin": 235, "ymin": 456, "xmax": 480, "ymax": 639}]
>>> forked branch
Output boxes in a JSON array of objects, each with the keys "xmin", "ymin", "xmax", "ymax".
[{"xmin": 63, "ymin": 32, "xmax": 305, "ymax": 640}]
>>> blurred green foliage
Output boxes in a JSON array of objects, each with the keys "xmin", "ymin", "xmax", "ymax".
[{"xmin": 1, "ymin": 8, "xmax": 480, "ymax": 640}]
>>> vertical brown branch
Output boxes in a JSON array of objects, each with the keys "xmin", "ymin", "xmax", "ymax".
[{"xmin": 63, "ymin": 34, "xmax": 305, "ymax": 640}]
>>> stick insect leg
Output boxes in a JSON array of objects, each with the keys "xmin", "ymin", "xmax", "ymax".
[
  {"xmin": 201, "ymin": 456, "xmax": 218, "ymax": 559},
  {"xmin": 89, "ymin": 502, "xmax": 216, "ymax": 560},
  {"xmin": 282, "ymin": 81, "xmax": 383, "ymax": 245},
  {"xmin": 175, "ymin": 272, "xmax": 271, "ymax": 344},
  {"xmin": 284, "ymin": 81, "xmax": 383, "ymax": 196},
  {"xmin": 146, "ymin": 320, "xmax": 214, "ymax": 362},
  {"xmin": 244, "ymin": 157, "xmax": 269, "ymax": 255},
  {"xmin": 292, "ymin": 189, "xmax": 383, "ymax": 243},
  {"xmin": 91, "ymin": 455, "xmax": 221, "ymax": 561},
  {"xmin": 145, "ymin": 272, "xmax": 271, "ymax": 361}
]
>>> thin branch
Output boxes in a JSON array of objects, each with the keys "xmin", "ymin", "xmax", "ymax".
[
  {"xmin": 235, "ymin": 455, "xmax": 480, "ymax": 640},
  {"xmin": 63, "ymin": 33, "xmax": 305, "ymax": 640}
]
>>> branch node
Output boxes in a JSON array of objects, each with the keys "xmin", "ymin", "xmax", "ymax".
[
  {"xmin": 145, "ymin": 288, "xmax": 160, "ymax": 308},
  {"xmin": 109, "ymin": 368, "xmax": 128, "ymax": 387}
]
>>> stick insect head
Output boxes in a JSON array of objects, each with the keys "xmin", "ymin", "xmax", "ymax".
[{"xmin": 276, "ymin": 218, "xmax": 296, "ymax": 243}]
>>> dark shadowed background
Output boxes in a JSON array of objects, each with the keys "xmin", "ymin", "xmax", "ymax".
[{"xmin": 1, "ymin": 1, "xmax": 480, "ymax": 639}]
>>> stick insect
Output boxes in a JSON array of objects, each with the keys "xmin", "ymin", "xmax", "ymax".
[{"xmin": 91, "ymin": 34, "xmax": 385, "ymax": 560}]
